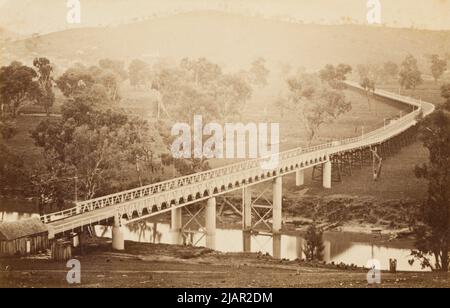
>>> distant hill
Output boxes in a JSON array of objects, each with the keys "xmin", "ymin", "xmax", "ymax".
[
  {"xmin": 0, "ymin": 26, "xmax": 19, "ymax": 42},
  {"xmin": 3, "ymin": 11, "xmax": 450, "ymax": 71}
]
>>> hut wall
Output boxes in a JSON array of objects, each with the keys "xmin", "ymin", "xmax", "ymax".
[
  {"xmin": 51, "ymin": 240, "xmax": 72, "ymax": 261},
  {"xmin": 0, "ymin": 233, "xmax": 49, "ymax": 256}
]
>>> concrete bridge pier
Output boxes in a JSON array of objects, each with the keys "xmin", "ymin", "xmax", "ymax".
[
  {"xmin": 243, "ymin": 231, "xmax": 252, "ymax": 253},
  {"xmin": 323, "ymin": 160, "xmax": 332, "ymax": 189},
  {"xmin": 112, "ymin": 214, "xmax": 125, "ymax": 251},
  {"xmin": 296, "ymin": 237, "xmax": 305, "ymax": 260},
  {"xmin": 295, "ymin": 170, "xmax": 305, "ymax": 186},
  {"xmin": 323, "ymin": 240, "xmax": 331, "ymax": 263},
  {"xmin": 273, "ymin": 234, "xmax": 282, "ymax": 259},
  {"xmin": 272, "ymin": 177, "xmax": 283, "ymax": 233},
  {"xmin": 170, "ymin": 207, "xmax": 183, "ymax": 245},
  {"xmin": 205, "ymin": 197, "xmax": 217, "ymax": 250},
  {"xmin": 242, "ymin": 188, "xmax": 252, "ymax": 231}
]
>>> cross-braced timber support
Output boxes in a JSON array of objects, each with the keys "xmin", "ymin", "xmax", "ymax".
[
  {"xmin": 241, "ymin": 177, "xmax": 283, "ymax": 234},
  {"xmin": 311, "ymin": 125, "xmax": 418, "ymax": 188},
  {"xmin": 171, "ymin": 197, "xmax": 217, "ymax": 249}
]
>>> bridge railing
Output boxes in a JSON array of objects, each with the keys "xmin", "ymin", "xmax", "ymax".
[
  {"xmin": 40, "ymin": 83, "xmax": 426, "ymax": 224},
  {"xmin": 41, "ymin": 208, "xmax": 80, "ymax": 223}
]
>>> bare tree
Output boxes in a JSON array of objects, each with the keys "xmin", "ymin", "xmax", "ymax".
[{"xmin": 287, "ymin": 72, "xmax": 352, "ymax": 145}]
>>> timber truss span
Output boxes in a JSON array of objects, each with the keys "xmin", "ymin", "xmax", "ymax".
[{"xmin": 42, "ymin": 82, "xmax": 435, "ymax": 243}]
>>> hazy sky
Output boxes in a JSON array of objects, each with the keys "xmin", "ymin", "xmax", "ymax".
[{"xmin": 1, "ymin": 0, "xmax": 450, "ymax": 35}]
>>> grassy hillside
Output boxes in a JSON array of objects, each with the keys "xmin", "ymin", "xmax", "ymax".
[
  {"xmin": 1, "ymin": 11, "xmax": 448, "ymax": 206},
  {"xmin": 0, "ymin": 26, "xmax": 19, "ymax": 45},
  {"xmin": 2, "ymin": 11, "xmax": 450, "ymax": 71}
]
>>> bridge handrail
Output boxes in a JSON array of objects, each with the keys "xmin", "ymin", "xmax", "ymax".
[{"xmin": 39, "ymin": 82, "xmax": 427, "ymax": 223}]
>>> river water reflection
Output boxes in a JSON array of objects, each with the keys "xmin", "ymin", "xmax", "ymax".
[
  {"xmin": 0, "ymin": 211, "xmax": 40, "ymax": 222},
  {"xmin": 0, "ymin": 210, "xmax": 425, "ymax": 272},
  {"xmin": 95, "ymin": 220, "xmax": 425, "ymax": 272}
]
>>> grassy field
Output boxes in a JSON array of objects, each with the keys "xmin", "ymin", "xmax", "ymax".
[
  {"xmin": 282, "ymin": 141, "xmax": 429, "ymax": 201},
  {"xmin": 280, "ymin": 80, "xmax": 447, "ymax": 202}
]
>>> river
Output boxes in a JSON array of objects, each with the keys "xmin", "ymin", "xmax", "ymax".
[{"xmin": 0, "ymin": 207, "xmax": 426, "ymax": 272}]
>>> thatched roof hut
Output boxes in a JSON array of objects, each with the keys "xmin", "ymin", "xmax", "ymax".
[
  {"xmin": 0, "ymin": 218, "xmax": 49, "ymax": 256},
  {"xmin": 0, "ymin": 218, "xmax": 48, "ymax": 241}
]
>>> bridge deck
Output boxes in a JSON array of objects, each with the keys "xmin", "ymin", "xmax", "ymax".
[{"xmin": 44, "ymin": 83, "xmax": 436, "ymax": 236}]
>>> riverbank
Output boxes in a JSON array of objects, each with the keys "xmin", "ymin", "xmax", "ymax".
[
  {"xmin": 0, "ymin": 239, "xmax": 448, "ymax": 288},
  {"xmin": 200, "ymin": 192, "xmax": 420, "ymax": 242},
  {"xmin": 0, "ymin": 192, "xmax": 419, "ymax": 247}
]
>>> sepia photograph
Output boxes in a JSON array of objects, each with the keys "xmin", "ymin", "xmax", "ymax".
[{"xmin": 0, "ymin": 0, "xmax": 449, "ymax": 292}]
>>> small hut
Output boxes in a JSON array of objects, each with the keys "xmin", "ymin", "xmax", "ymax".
[{"xmin": 0, "ymin": 218, "xmax": 49, "ymax": 256}]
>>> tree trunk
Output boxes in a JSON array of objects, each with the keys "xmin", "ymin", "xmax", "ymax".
[
  {"xmin": 366, "ymin": 91, "xmax": 371, "ymax": 110},
  {"xmin": 11, "ymin": 105, "xmax": 17, "ymax": 118},
  {"xmin": 307, "ymin": 130, "xmax": 316, "ymax": 147},
  {"xmin": 135, "ymin": 160, "xmax": 143, "ymax": 186},
  {"xmin": 38, "ymin": 197, "xmax": 45, "ymax": 216},
  {"xmin": 441, "ymin": 242, "xmax": 449, "ymax": 272}
]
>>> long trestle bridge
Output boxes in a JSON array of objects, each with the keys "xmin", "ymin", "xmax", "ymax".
[{"xmin": 39, "ymin": 82, "xmax": 435, "ymax": 251}]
